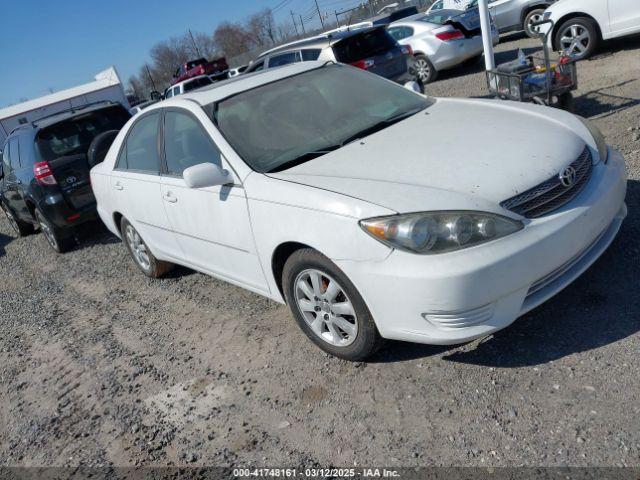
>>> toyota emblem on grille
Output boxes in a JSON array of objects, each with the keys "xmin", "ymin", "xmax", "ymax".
[{"xmin": 559, "ymin": 166, "xmax": 577, "ymax": 188}]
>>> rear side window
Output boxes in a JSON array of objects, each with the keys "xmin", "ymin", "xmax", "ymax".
[
  {"xmin": 301, "ymin": 49, "xmax": 322, "ymax": 61},
  {"xmin": 332, "ymin": 28, "xmax": 397, "ymax": 64},
  {"xmin": 269, "ymin": 51, "xmax": 301, "ymax": 68},
  {"xmin": 2, "ymin": 142, "xmax": 11, "ymax": 172},
  {"xmin": 35, "ymin": 106, "xmax": 130, "ymax": 162},
  {"xmin": 18, "ymin": 134, "xmax": 34, "ymax": 167},
  {"xmin": 183, "ymin": 77, "xmax": 212, "ymax": 92},
  {"xmin": 8, "ymin": 138, "xmax": 20, "ymax": 169},
  {"xmin": 121, "ymin": 113, "xmax": 160, "ymax": 173},
  {"xmin": 163, "ymin": 111, "xmax": 221, "ymax": 176}
]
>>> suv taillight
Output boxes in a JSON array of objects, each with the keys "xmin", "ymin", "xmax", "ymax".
[
  {"xmin": 34, "ymin": 161, "xmax": 57, "ymax": 185},
  {"xmin": 351, "ymin": 59, "xmax": 375, "ymax": 70},
  {"xmin": 435, "ymin": 29, "xmax": 464, "ymax": 41}
]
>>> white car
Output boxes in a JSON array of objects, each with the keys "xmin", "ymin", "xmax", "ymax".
[
  {"xmin": 540, "ymin": 0, "xmax": 640, "ymax": 60},
  {"xmin": 90, "ymin": 62, "xmax": 627, "ymax": 361},
  {"xmin": 163, "ymin": 75, "xmax": 213, "ymax": 99}
]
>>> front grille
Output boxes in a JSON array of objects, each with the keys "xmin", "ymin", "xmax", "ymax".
[{"xmin": 501, "ymin": 147, "xmax": 593, "ymax": 218}]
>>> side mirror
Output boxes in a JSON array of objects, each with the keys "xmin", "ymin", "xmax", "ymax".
[
  {"xmin": 183, "ymin": 162, "xmax": 234, "ymax": 189},
  {"xmin": 88, "ymin": 130, "xmax": 120, "ymax": 169}
]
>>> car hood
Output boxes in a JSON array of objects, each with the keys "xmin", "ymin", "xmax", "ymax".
[{"xmin": 268, "ymin": 98, "xmax": 589, "ymax": 214}]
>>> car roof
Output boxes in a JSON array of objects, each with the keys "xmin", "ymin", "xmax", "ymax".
[
  {"xmin": 151, "ymin": 61, "xmax": 331, "ymax": 110},
  {"xmin": 258, "ymin": 26, "xmax": 383, "ymax": 58}
]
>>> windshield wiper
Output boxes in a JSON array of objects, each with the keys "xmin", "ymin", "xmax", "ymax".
[
  {"xmin": 266, "ymin": 145, "xmax": 342, "ymax": 173},
  {"xmin": 338, "ymin": 107, "xmax": 426, "ymax": 146}
]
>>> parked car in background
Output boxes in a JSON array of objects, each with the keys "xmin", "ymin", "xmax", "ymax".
[
  {"xmin": 228, "ymin": 65, "xmax": 248, "ymax": 78},
  {"xmin": 171, "ymin": 57, "xmax": 229, "ymax": 85},
  {"xmin": 91, "ymin": 62, "xmax": 626, "ymax": 361},
  {"xmin": 245, "ymin": 27, "xmax": 417, "ymax": 89},
  {"xmin": 164, "ymin": 75, "xmax": 213, "ymax": 99},
  {"xmin": 539, "ymin": 0, "xmax": 640, "ymax": 60},
  {"xmin": 129, "ymin": 99, "xmax": 159, "ymax": 116},
  {"xmin": 388, "ymin": 9, "xmax": 499, "ymax": 83},
  {"xmin": 370, "ymin": 6, "xmax": 420, "ymax": 25},
  {"xmin": 429, "ymin": 0, "xmax": 556, "ymax": 37},
  {"xmin": 1, "ymin": 102, "xmax": 130, "ymax": 252}
]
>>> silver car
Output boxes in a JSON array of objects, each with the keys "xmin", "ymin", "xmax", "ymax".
[
  {"xmin": 388, "ymin": 10, "xmax": 499, "ymax": 83},
  {"xmin": 428, "ymin": 0, "xmax": 556, "ymax": 38}
]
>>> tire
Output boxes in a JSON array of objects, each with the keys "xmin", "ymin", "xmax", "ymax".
[
  {"xmin": 554, "ymin": 16, "xmax": 599, "ymax": 60},
  {"xmin": 120, "ymin": 217, "xmax": 173, "ymax": 278},
  {"xmin": 523, "ymin": 8, "xmax": 546, "ymax": 38},
  {"xmin": 412, "ymin": 54, "xmax": 437, "ymax": 85},
  {"xmin": 282, "ymin": 248, "xmax": 384, "ymax": 361},
  {"xmin": 1, "ymin": 201, "xmax": 34, "ymax": 237},
  {"xmin": 35, "ymin": 209, "xmax": 75, "ymax": 253}
]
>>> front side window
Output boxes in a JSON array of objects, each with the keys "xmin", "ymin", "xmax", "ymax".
[
  {"xmin": 268, "ymin": 51, "xmax": 301, "ymax": 68},
  {"xmin": 213, "ymin": 64, "xmax": 432, "ymax": 173},
  {"xmin": 122, "ymin": 112, "xmax": 160, "ymax": 173},
  {"xmin": 163, "ymin": 111, "xmax": 221, "ymax": 176}
]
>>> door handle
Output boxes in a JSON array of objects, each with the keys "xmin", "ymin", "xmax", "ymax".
[
  {"xmin": 113, "ymin": 182, "xmax": 124, "ymax": 191},
  {"xmin": 163, "ymin": 192, "xmax": 177, "ymax": 203}
]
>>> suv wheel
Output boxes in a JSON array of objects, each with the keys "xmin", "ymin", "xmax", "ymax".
[
  {"xmin": 554, "ymin": 16, "xmax": 599, "ymax": 60},
  {"xmin": 523, "ymin": 9, "xmax": 545, "ymax": 38},
  {"xmin": 35, "ymin": 209, "xmax": 75, "ymax": 253},
  {"xmin": 282, "ymin": 248, "xmax": 384, "ymax": 361},
  {"xmin": 120, "ymin": 217, "xmax": 173, "ymax": 278},
  {"xmin": 1, "ymin": 202, "xmax": 34, "ymax": 237}
]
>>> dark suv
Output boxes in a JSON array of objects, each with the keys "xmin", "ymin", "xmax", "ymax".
[{"xmin": 0, "ymin": 102, "xmax": 130, "ymax": 252}]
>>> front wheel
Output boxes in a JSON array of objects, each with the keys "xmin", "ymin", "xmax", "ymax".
[
  {"xmin": 35, "ymin": 209, "xmax": 75, "ymax": 253},
  {"xmin": 554, "ymin": 17, "xmax": 599, "ymax": 60},
  {"xmin": 1, "ymin": 202, "xmax": 34, "ymax": 237},
  {"xmin": 282, "ymin": 249, "xmax": 384, "ymax": 361},
  {"xmin": 412, "ymin": 54, "xmax": 437, "ymax": 84}
]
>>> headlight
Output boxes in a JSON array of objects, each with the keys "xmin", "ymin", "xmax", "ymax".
[
  {"xmin": 578, "ymin": 116, "xmax": 609, "ymax": 164},
  {"xmin": 360, "ymin": 211, "xmax": 523, "ymax": 254}
]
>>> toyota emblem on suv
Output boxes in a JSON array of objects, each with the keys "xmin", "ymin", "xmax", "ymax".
[{"xmin": 559, "ymin": 166, "xmax": 577, "ymax": 188}]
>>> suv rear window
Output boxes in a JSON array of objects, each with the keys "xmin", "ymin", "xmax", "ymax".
[
  {"xmin": 184, "ymin": 76, "xmax": 213, "ymax": 92},
  {"xmin": 36, "ymin": 105, "xmax": 130, "ymax": 162},
  {"xmin": 332, "ymin": 28, "xmax": 397, "ymax": 64}
]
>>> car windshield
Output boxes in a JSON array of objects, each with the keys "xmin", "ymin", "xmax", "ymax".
[
  {"xmin": 36, "ymin": 105, "xmax": 130, "ymax": 161},
  {"xmin": 212, "ymin": 64, "xmax": 433, "ymax": 173}
]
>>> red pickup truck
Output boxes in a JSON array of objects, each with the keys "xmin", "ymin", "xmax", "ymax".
[{"xmin": 171, "ymin": 57, "xmax": 229, "ymax": 85}]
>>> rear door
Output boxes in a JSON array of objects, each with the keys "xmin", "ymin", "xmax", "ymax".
[
  {"xmin": 3, "ymin": 137, "xmax": 32, "ymax": 222},
  {"xmin": 488, "ymin": 0, "xmax": 516, "ymax": 31},
  {"xmin": 332, "ymin": 28, "xmax": 407, "ymax": 80},
  {"xmin": 109, "ymin": 111, "xmax": 181, "ymax": 259},
  {"xmin": 607, "ymin": 0, "xmax": 640, "ymax": 36}
]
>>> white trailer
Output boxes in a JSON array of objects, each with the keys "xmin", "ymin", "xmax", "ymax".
[{"xmin": 0, "ymin": 67, "xmax": 129, "ymax": 145}]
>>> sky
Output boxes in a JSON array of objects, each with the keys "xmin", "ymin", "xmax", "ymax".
[{"xmin": 0, "ymin": 0, "xmax": 357, "ymax": 108}]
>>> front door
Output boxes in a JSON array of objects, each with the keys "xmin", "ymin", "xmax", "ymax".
[
  {"xmin": 159, "ymin": 108, "xmax": 268, "ymax": 293},
  {"xmin": 608, "ymin": 0, "xmax": 640, "ymax": 36}
]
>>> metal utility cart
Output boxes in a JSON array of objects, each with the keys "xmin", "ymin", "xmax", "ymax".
[{"xmin": 486, "ymin": 19, "xmax": 577, "ymax": 110}]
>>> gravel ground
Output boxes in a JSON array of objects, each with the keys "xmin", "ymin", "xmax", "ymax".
[{"xmin": 1, "ymin": 34, "xmax": 639, "ymax": 470}]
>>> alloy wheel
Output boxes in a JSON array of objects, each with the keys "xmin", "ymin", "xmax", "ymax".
[
  {"xmin": 2, "ymin": 206, "xmax": 20, "ymax": 234},
  {"xmin": 125, "ymin": 225, "xmax": 150, "ymax": 271},
  {"xmin": 526, "ymin": 12, "xmax": 544, "ymax": 36},
  {"xmin": 294, "ymin": 269, "xmax": 358, "ymax": 347},
  {"xmin": 414, "ymin": 58, "xmax": 431, "ymax": 83},
  {"xmin": 559, "ymin": 24, "xmax": 591, "ymax": 56},
  {"xmin": 38, "ymin": 215, "xmax": 58, "ymax": 250}
]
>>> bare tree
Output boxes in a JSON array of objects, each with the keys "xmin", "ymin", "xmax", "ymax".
[
  {"xmin": 213, "ymin": 22, "xmax": 254, "ymax": 58},
  {"xmin": 246, "ymin": 8, "xmax": 277, "ymax": 46}
]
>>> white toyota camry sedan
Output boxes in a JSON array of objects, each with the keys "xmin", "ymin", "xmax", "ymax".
[{"xmin": 90, "ymin": 61, "xmax": 627, "ymax": 361}]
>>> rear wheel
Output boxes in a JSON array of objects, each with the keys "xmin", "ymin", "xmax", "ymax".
[
  {"xmin": 523, "ymin": 8, "xmax": 545, "ymax": 38},
  {"xmin": 282, "ymin": 249, "xmax": 384, "ymax": 361},
  {"xmin": 35, "ymin": 209, "xmax": 75, "ymax": 253},
  {"xmin": 554, "ymin": 16, "xmax": 599, "ymax": 60},
  {"xmin": 412, "ymin": 54, "xmax": 437, "ymax": 84},
  {"xmin": 120, "ymin": 217, "xmax": 173, "ymax": 278},
  {"xmin": 1, "ymin": 202, "xmax": 34, "ymax": 237}
]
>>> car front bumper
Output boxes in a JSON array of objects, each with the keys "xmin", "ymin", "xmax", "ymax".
[{"xmin": 336, "ymin": 148, "xmax": 627, "ymax": 345}]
